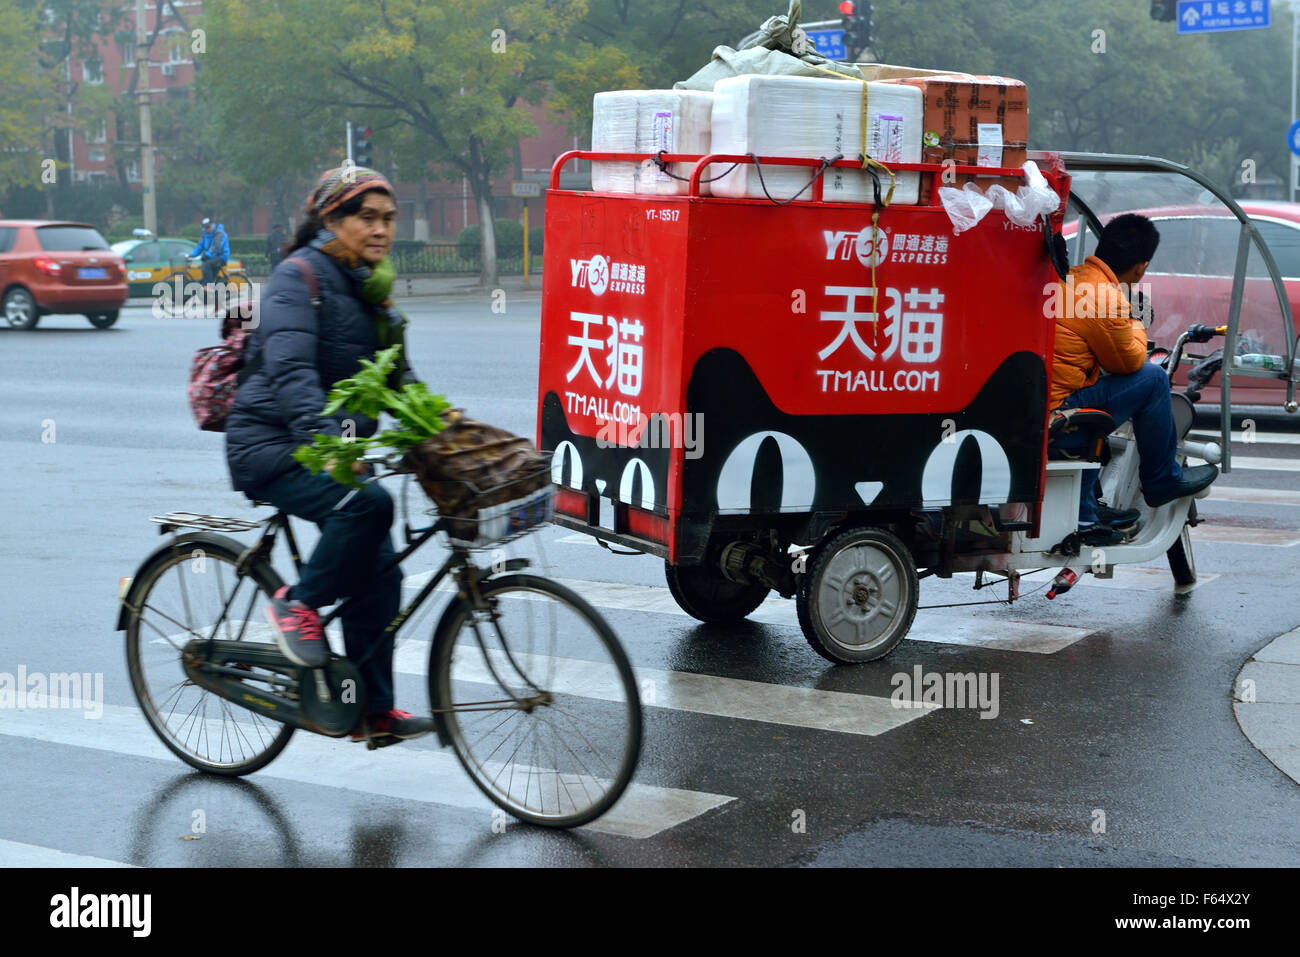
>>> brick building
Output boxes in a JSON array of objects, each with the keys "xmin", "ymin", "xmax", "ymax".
[{"xmin": 63, "ymin": 1, "xmax": 586, "ymax": 240}]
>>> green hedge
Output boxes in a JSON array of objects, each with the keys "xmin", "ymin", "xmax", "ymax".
[
  {"xmin": 236, "ymin": 244, "xmax": 540, "ymax": 278},
  {"xmin": 454, "ymin": 219, "xmax": 534, "ymax": 262}
]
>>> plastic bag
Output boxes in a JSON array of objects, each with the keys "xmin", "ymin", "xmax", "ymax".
[
  {"xmin": 937, "ymin": 182, "xmax": 994, "ymax": 234},
  {"xmin": 939, "ymin": 160, "xmax": 1060, "ymax": 233},
  {"xmin": 673, "ymin": 0, "xmax": 866, "ymax": 89},
  {"xmin": 987, "ymin": 161, "xmax": 1060, "ymax": 227}
]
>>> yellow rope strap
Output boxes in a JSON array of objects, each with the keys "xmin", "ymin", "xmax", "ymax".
[{"xmin": 803, "ymin": 62, "xmax": 898, "ymax": 349}]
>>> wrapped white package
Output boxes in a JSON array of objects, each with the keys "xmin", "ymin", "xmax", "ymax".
[
  {"xmin": 708, "ymin": 74, "xmax": 922, "ymax": 205},
  {"xmin": 592, "ymin": 90, "xmax": 715, "ymax": 196}
]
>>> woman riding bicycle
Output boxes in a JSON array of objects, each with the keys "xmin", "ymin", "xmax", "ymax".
[{"xmin": 224, "ymin": 165, "xmax": 431, "ymax": 745}]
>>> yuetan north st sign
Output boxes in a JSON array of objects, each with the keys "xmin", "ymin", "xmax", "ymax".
[
  {"xmin": 1176, "ymin": 0, "xmax": 1271, "ymax": 34},
  {"xmin": 804, "ymin": 28, "xmax": 848, "ymax": 61}
]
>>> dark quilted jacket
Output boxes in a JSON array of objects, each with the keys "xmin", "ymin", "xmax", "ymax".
[{"xmin": 225, "ymin": 246, "xmax": 380, "ymax": 493}]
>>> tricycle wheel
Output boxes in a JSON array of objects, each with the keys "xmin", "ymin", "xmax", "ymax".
[
  {"xmin": 797, "ymin": 526, "xmax": 918, "ymax": 664},
  {"xmin": 665, "ymin": 561, "xmax": 770, "ymax": 623},
  {"xmin": 1167, "ymin": 523, "xmax": 1196, "ymax": 587}
]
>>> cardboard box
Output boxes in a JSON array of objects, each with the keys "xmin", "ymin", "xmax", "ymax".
[
  {"xmin": 881, "ymin": 74, "xmax": 1029, "ymax": 203},
  {"xmin": 854, "ymin": 63, "xmax": 972, "ymax": 82}
]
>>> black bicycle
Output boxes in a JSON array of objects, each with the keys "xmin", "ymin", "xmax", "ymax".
[{"xmin": 117, "ymin": 459, "xmax": 642, "ymax": 829}]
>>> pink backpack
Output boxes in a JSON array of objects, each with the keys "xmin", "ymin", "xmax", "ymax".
[{"xmin": 187, "ymin": 257, "xmax": 319, "ymax": 432}]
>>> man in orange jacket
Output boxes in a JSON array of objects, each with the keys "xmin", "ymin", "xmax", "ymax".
[{"xmin": 1051, "ymin": 214, "xmax": 1217, "ymax": 537}]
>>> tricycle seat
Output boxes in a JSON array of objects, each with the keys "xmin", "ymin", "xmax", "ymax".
[{"xmin": 1048, "ymin": 407, "xmax": 1115, "ymax": 463}]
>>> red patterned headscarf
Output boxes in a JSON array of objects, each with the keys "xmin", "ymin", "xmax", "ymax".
[{"xmin": 306, "ymin": 165, "xmax": 394, "ymax": 220}]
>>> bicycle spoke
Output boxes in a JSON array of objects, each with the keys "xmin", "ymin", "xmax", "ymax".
[
  {"xmin": 437, "ymin": 576, "xmax": 640, "ymax": 826},
  {"xmin": 535, "ymin": 705, "xmax": 621, "ymax": 780},
  {"xmin": 128, "ymin": 547, "xmax": 292, "ymax": 774}
]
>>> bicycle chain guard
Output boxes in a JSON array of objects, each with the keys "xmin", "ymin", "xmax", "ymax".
[
  {"xmin": 298, "ymin": 655, "xmax": 365, "ymax": 737},
  {"xmin": 182, "ymin": 641, "xmax": 363, "ymax": 738}
]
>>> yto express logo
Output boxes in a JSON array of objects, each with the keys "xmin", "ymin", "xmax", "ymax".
[
  {"xmin": 823, "ymin": 227, "xmax": 949, "ymax": 267},
  {"xmin": 571, "ymin": 255, "xmax": 646, "ymax": 296}
]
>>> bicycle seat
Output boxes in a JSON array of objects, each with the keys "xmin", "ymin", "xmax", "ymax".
[{"xmin": 1048, "ymin": 407, "xmax": 1115, "ymax": 463}]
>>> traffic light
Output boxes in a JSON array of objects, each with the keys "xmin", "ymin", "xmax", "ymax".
[
  {"xmin": 1150, "ymin": 0, "xmax": 1177, "ymax": 21},
  {"xmin": 840, "ymin": 0, "xmax": 873, "ymax": 59},
  {"xmin": 354, "ymin": 126, "xmax": 373, "ymax": 167}
]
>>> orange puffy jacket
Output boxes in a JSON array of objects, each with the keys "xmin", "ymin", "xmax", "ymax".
[{"xmin": 1048, "ymin": 255, "xmax": 1149, "ymax": 411}]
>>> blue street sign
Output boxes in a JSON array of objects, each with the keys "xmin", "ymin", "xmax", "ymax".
[
  {"xmin": 1288, "ymin": 120, "xmax": 1300, "ymax": 159},
  {"xmin": 1176, "ymin": 0, "xmax": 1270, "ymax": 34},
  {"xmin": 805, "ymin": 28, "xmax": 848, "ymax": 61}
]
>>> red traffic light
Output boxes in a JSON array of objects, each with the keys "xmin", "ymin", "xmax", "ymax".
[{"xmin": 839, "ymin": 0, "xmax": 854, "ymax": 14}]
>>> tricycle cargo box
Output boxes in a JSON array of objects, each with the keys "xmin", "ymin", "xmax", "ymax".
[{"xmin": 537, "ymin": 152, "xmax": 1069, "ymax": 564}]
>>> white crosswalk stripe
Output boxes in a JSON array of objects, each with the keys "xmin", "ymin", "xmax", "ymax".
[
  {"xmin": 1184, "ymin": 525, "xmax": 1300, "ymax": 547},
  {"xmin": 393, "ymin": 643, "xmax": 937, "ymax": 736},
  {"xmin": 1191, "ymin": 431, "xmax": 1300, "ymax": 447},
  {"xmin": 1208, "ymin": 486, "xmax": 1300, "ymax": 507},
  {"xmin": 0, "ymin": 839, "xmax": 137, "ymax": 868},
  {"xmin": 1221, "ymin": 455, "xmax": 1300, "ymax": 472},
  {"xmin": 402, "ymin": 570, "xmax": 1098, "ymax": 654},
  {"xmin": 0, "ymin": 704, "xmax": 732, "ymax": 840}
]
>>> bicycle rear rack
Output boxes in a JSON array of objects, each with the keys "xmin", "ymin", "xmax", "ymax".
[{"xmin": 151, "ymin": 511, "xmax": 263, "ymax": 535}]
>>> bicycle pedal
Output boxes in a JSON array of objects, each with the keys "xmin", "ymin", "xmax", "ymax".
[{"xmin": 364, "ymin": 734, "xmax": 404, "ymax": 751}]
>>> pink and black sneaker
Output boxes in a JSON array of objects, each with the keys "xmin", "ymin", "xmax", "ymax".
[
  {"xmin": 351, "ymin": 709, "xmax": 434, "ymax": 743},
  {"xmin": 265, "ymin": 586, "xmax": 328, "ymax": 668}
]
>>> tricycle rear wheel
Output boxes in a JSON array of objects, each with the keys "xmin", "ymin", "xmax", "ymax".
[
  {"xmin": 1167, "ymin": 523, "xmax": 1197, "ymax": 586},
  {"xmin": 797, "ymin": 526, "xmax": 918, "ymax": 664},
  {"xmin": 665, "ymin": 561, "xmax": 770, "ymax": 623}
]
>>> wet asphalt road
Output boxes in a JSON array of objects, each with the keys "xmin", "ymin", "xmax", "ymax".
[{"xmin": 1, "ymin": 296, "xmax": 1299, "ymax": 867}]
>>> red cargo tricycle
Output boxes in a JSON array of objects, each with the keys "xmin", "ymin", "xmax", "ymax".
[{"xmin": 536, "ymin": 148, "xmax": 1292, "ymax": 663}]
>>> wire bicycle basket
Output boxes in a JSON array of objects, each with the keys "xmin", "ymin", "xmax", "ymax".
[{"xmin": 409, "ymin": 460, "xmax": 555, "ymax": 547}]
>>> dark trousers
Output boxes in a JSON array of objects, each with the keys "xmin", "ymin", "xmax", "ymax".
[
  {"xmin": 250, "ymin": 467, "xmax": 402, "ymax": 713},
  {"xmin": 201, "ymin": 256, "xmax": 227, "ymax": 284},
  {"xmin": 1060, "ymin": 362, "xmax": 1183, "ymax": 524}
]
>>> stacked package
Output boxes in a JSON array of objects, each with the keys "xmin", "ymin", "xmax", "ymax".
[
  {"xmin": 879, "ymin": 74, "xmax": 1029, "ymax": 202},
  {"xmin": 591, "ymin": 90, "xmax": 715, "ymax": 196},
  {"xmin": 708, "ymin": 74, "xmax": 923, "ymax": 205}
]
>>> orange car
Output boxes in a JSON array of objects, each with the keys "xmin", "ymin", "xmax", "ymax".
[{"xmin": 0, "ymin": 220, "xmax": 128, "ymax": 329}]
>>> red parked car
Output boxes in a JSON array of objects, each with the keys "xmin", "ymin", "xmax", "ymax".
[
  {"xmin": 1066, "ymin": 202, "xmax": 1300, "ymax": 411},
  {"xmin": 0, "ymin": 220, "xmax": 128, "ymax": 329}
]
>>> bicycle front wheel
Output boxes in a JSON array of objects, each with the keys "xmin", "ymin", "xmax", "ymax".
[
  {"xmin": 125, "ymin": 536, "xmax": 294, "ymax": 776},
  {"xmin": 430, "ymin": 573, "xmax": 642, "ymax": 828}
]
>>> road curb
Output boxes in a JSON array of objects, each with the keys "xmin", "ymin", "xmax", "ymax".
[{"xmin": 1233, "ymin": 625, "xmax": 1300, "ymax": 785}]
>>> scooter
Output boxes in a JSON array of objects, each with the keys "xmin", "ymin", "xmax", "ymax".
[{"xmin": 996, "ymin": 323, "xmax": 1225, "ymax": 598}]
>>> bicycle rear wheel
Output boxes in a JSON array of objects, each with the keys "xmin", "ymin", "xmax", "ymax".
[
  {"xmin": 430, "ymin": 573, "xmax": 641, "ymax": 828},
  {"xmin": 125, "ymin": 536, "xmax": 294, "ymax": 775}
]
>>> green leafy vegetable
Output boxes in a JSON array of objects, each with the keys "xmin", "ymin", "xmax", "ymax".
[{"xmin": 292, "ymin": 345, "xmax": 451, "ymax": 488}]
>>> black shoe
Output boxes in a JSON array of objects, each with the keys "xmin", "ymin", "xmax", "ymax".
[
  {"xmin": 1143, "ymin": 464, "xmax": 1219, "ymax": 509},
  {"xmin": 265, "ymin": 586, "xmax": 328, "ymax": 668},
  {"xmin": 1097, "ymin": 502, "xmax": 1141, "ymax": 527},
  {"xmin": 1078, "ymin": 523, "xmax": 1125, "ymax": 547}
]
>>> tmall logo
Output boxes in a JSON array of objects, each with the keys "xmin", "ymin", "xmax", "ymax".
[
  {"xmin": 823, "ymin": 228, "xmax": 889, "ymax": 268},
  {"xmin": 570, "ymin": 254, "xmax": 609, "ymax": 296}
]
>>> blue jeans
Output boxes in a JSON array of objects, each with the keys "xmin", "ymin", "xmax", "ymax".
[
  {"xmin": 1059, "ymin": 363, "xmax": 1184, "ymax": 524},
  {"xmin": 249, "ymin": 467, "xmax": 402, "ymax": 713}
]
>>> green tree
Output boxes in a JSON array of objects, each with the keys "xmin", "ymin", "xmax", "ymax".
[
  {"xmin": 152, "ymin": 93, "xmax": 258, "ymax": 233},
  {"xmin": 36, "ymin": 0, "xmax": 128, "ymax": 213},
  {"xmin": 0, "ymin": 0, "xmax": 53, "ymax": 196},
  {"xmin": 873, "ymin": 0, "xmax": 1285, "ymax": 193},
  {"xmin": 202, "ymin": 0, "xmax": 637, "ymax": 285}
]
